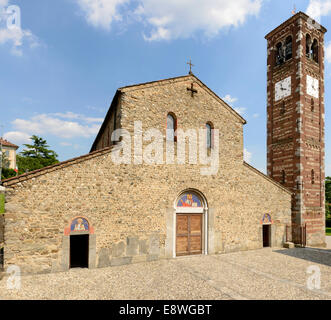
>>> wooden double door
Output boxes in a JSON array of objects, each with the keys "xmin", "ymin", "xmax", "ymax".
[{"xmin": 176, "ymin": 213, "xmax": 203, "ymax": 256}]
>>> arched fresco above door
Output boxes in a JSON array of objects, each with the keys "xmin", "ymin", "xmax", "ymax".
[
  {"xmin": 71, "ymin": 217, "xmax": 89, "ymax": 232},
  {"xmin": 177, "ymin": 193, "xmax": 203, "ymax": 208}
]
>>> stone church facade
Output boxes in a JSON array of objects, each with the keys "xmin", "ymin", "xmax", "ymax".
[
  {"xmin": 1, "ymin": 73, "xmax": 292, "ymax": 274},
  {"xmin": 3, "ymin": 13, "xmax": 326, "ymax": 275}
]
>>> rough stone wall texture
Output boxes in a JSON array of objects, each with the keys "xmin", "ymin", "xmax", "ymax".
[
  {"xmin": 0, "ymin": 191, "xmax": 4, "ymax": 246},
  {"xmin": 3, "ymin": 75, "xmax": 292, "ymax": 274},
  {"xmin": 266, "ymin": 13, "xmax": 326, "ymax": 247}
]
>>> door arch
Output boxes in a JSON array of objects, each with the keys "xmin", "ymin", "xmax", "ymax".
[
  {"xmin": 63, "ymin": 217, "xmax": 96, "ymax": 270},
  {"xmin": 261, "ymin": 214, "xmax": 272, "ymax": 248},
  {"xmin": 174, "ymin": 190, "xmax": 208, "ymax": 257}
]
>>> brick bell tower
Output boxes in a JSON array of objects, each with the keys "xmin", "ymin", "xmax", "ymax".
[{"xmin": 265, "ymin": 12, "xmax": 327, "ymax": 247}]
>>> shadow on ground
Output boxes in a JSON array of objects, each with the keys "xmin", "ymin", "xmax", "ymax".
[{"xmin": 274, "ymin": 248, "xmax": 331, "ymax": 267}]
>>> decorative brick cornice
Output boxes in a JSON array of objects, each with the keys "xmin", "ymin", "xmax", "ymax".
[{"xmin": 265, "ymin": 11, "xmax": 327, "ymax": 40}]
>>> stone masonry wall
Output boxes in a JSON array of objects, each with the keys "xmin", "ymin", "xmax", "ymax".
[{"xmin": 2, "ymin": 75, "xmax": 292, "ymax": 274}]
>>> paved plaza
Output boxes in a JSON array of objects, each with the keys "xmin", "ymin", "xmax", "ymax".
[{"xmin": 0, "ymin": 247, "xmax": 330, "ymax": 300}]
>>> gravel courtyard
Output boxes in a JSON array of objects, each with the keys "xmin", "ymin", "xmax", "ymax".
[{"xmin": 0, "ymin": 248, "xmax": 330, "ymax": 300}]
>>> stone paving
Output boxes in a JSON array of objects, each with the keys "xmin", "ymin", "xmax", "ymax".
[{"xmin": 0, "ymin": 248, "xmax": 330, "ymax": 300}]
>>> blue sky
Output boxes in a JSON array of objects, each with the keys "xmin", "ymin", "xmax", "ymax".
[{"xmin": 1, "ymin": 0, "xmax": 331, "ymax": 175}]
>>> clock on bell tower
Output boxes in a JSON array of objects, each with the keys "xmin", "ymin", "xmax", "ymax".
[{"xmin": 265, "ymin": 12, "xmax": 327, "ymax": 247}]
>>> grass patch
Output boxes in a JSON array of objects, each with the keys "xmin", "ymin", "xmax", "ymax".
[
  {"xmin": 0, "ymin": 193, "xmax": 4, "ymax": 214},
  {"xmin": 326, "ymin": 227, "xmax": 331, "ymax": 236}
]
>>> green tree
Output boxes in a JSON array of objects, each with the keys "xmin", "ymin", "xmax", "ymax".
[
  {"xmin": 21, "ymin": 135, "xmax": 58, "ymax": 160},
  {"xmin": 16, "ymin": 135, "xmax": 59, "ymax": 174}
]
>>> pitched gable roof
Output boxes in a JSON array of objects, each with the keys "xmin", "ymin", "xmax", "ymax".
[
  {"xmin": 119, "ymin": 73, "xmax": 246, "ymax": 124},
  {"xmin": 90, "ymin": 74, "xmax": 246, "ymax": 152}
]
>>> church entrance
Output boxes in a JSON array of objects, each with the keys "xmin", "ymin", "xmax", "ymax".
[
  {"xmin": 263, "ymin": 225, "xmax": 271, "ymax": 247},
  {"xmin": 175, "ymin": 191, "xmax": 207, "ymax": 257},
  {"xmin": 176, "ymin": 214, "xmax": 202, "ymax": 256},
  {"xmin": 70, "ymin": 234, "xmax": 89, "ymax": 268}
]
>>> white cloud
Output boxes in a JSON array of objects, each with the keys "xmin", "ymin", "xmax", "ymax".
[
  {"xmin": 76, "ymin": 0, "xmax": 262, "ymax": 40},
  {"xmin": 3, "ymin": 131, "xmax": 31, "ymax": 145},
  {"xmin": 0, "ymin": 27, "xmax": 39, "ymax": 56},
  {"xmin": 0, "ymin": 1, "xmax": 39, "ymax": 56},
  {"xmin": 244, "ymin": 148, "xmax": 252, "ymax": 163},
  {"xmin": 222, "ymin": 94, "xmax": 246, "ymax": 115},
  {"xmin": 75, "ymin": 0, "xmax": 129, "ymax": 30},
  {"xmin": 222, "ymin": 94, "xmax": 238, "ymax": 105},
  {"xmin": 253, "ymin": 113, "xmax": 260, "ymax": 118},
  {"xmin": 52, "ymin": 111, "xmax": 104, "ymax": 123},
  {"xmin": 10, "ymin": 113, "xmax": 101, "ymax": 140},
  {"xmin": 234, "ymin": 107, "xmax": 246, "ymax": 115},
  {"xmin": 306, "ymin": 0, "xmax": 331, "ymax": 22},
  {"xmin": 137, "ymin": 0, "xmax": 262, "ymax": 41}
]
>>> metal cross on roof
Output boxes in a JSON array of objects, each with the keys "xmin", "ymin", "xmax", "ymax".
[{"xmin": 187, "ymin": 59, "xmax": 194, "ymax": 74}]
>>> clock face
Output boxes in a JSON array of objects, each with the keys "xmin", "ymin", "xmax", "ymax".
[
  {"xmin": 275, "ymin": 76, "xmax": 291, "ymax": 101},
  {"xmin": 307, "ymin": 75, "xmax": 319, "ymax": 98}
]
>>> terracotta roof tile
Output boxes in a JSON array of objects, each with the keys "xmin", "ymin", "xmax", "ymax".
[{"xmin": 0, "ymin": 138, "xmax": 18, "ymax": 149}]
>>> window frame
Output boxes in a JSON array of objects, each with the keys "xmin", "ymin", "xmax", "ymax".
[
  {"xmin": 206, "ymin": 122, "xmax": 214, "ymax": 149},
  {"xmin": 166, "ymin": 112, "xmax": 177, "ymax": 142}
]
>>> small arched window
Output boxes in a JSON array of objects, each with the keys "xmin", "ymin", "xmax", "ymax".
[
  {"xmin": 311, "ymin": 169, "xmax": 315, "ymax": 184},
  {"xmin": 206, "ymin": 122, "xmax": 214, "ymax": 149},
  {"xmin": 281, "ymin": 170, "xmax": 286, "ymax": 184},
  {"xmin": 312, "ymin": 39, "xmax": 319, "ymax": 63},
  {"xmin": 311, "ymin": 98, "xmax": 315, "ymax": 112},
  {"xmin": 306, "ymin": 34, "xmax": 312, "ymax": 58},
  {"xmin": 167, "ymin": 113, "xmax": 177, "ymax": 142},
  {"xmin": 285, "ymin": 36, "xmax": 292, "ymax": 60},
  {"xmin": 275, "ymin": 42, "xmax": 284, "ymax": 65}
]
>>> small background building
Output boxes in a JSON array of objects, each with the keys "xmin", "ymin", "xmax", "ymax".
[{"xmin": 0, "ymin": 138, "xmax": 18, "ymax": 170}]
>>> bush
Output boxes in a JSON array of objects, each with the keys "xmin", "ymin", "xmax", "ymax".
[
  {"xmin": 1, "ymin": 168, "xmax": 17, "ymax": 180},
  {"xmin": 326, "ymin": 219, "xmax": 331, "ymax": 228},
  {"xmin": 16, "ymin": 155, "xmax": 58, "ymax": 175}
]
